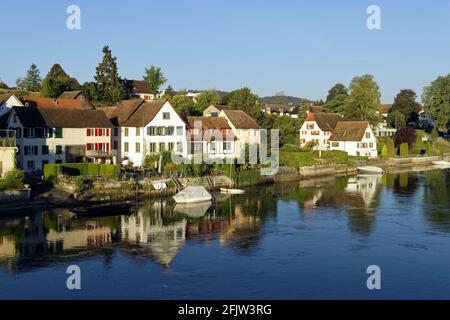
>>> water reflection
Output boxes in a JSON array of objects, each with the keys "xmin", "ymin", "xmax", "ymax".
[{"xmin": 0, "ymin": 168, "xmax": 448, "ymax": 272}]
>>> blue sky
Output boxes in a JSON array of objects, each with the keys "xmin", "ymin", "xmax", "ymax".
[{"xmin": 1, "ymin": 0, "xmax": 450, "ymax": 102}]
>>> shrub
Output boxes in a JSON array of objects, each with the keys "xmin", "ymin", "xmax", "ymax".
[
  {"xmin": 394, "ymin": 126, "xmax": 416, "ymax": 148},
  {"xmin": 0, "ymin": 169, "xmax": 25, "ymax": 190},
  {"xmin": 302, "ymin": 141, "xmax": 318, "ymax": 151},
  {"xmin": 381, "ymin": 145, "xmax": 388, "ymax": 157},
  {"xmin": 399, "ymin": 143, "xmax": 409, "ymax": 157},
  {"xmin": 74, "ymin": 177, "xmax": 93, "ymax": 194},
  {"xmin": 43, "ymin": 163, "xmax": 120, "ymax": 180},
  {"xmin": 386, "ymin": 137, "xmax": 396, "ymax": 157}
]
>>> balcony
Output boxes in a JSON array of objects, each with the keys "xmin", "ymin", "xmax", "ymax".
[{"xmin": 86, "ymin": 149, "xmax": 117, "ymax": 157}]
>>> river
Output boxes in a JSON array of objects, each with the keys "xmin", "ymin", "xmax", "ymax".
[{"xmin": 0, "ymin": 168, "xmax": 449, "ymax": 299}]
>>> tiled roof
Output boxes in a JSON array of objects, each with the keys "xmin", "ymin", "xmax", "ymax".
[
  {"xmin": 12, "ymin": 107, "xmax": 113, "ymax": 128},
  {"xmin": 329, "ymin": 121, "xmax": 370, "ymax": 142},
  {"xmin": 58, "ymin": 91, "xmax": 82, "ymax": 99},
  {"xmin": 120, "ymin": 100, "xmax": 167, "ymax": 127},
  {"xmin": 306, "ymin": 113, "xmax": 344, "ymax": 131},
  {"xmin": 187, "ymin": 116, "xmax": 231, "ymax": 130},
  {"xmin": 127, "ymin": 80, "xmax": 156, "ymax": 94},
  {"xmin": 222, "ymin": 110, "xmax": 261, "ymax": 129},
  {"xmin": 0, "ymin": 93, "xmax": 12, "ymax": 105},
  {"xmin": 23, "ymin": 96, "xmax": 85, "ymax": 110}
]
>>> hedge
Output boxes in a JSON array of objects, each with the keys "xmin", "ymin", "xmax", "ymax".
[{"xmin": 44, "ymin": 163, "xmax": 120, "ymax": 180}]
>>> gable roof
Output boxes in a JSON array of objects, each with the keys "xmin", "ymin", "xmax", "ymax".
[
  {"xmin": 307, "ymin": 105, "xmax": 323, "ymax": 113},
  {"xmin": 222, "ymin": 110, "xmax": 261, "ymax": 129},
  {"xmin": 11, "ymin": 107, "xmax": 113, "ymax": 128},
  {"xmin": 187, "ymin": 116, "xmax": 231, "ymax": 130},
  {"xmin": 121, "ymin": 100, "xmax": 167, "ymax": 127},
  {"xmin": 0, "ymin": 93, "xmax": 12, "ymax": 105},
  {"xmin": 329, "ymin": 121, "xmax": 370, "ymax": 142},
  {"xmin": 58, "ymin": 91, "xmax": 82, "ymax": 99},
  {"xmin": 23, "ymin": 96, "xmax": 85, "ymax": 110},
  {"xmin": 127, "ymin": 80, "xmax": 156, "ymax": 95},
  {"xmin": 306, "ymin": 113, "xmax": 344, "ymax": 131}
]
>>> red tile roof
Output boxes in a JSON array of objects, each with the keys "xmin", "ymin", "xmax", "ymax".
[{"xmin": 23, "ymin": 96, "xmax": 85, "ymax": 110}]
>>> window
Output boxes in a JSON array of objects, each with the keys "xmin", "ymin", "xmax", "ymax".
[
  {"xmin": 331, "ymin": 142, "xmax": 339, "ymax": 147},
  {"xmin": 148, "ymin": 126, "xmax": 156, "ymax": 136},
  {"xmin": 167, "ymin": 126, "xmax": 174, "ymax": 136},
  {"xmin": 159, "ymin": 127, "xmax": 166, "ymax": 136},
  {"xmin": 124, "ymin": 128, "xmax": 129, "ymax": 137},
  {"xmin": 150, "ymin": 143, "xmax": 156, "ymax": 153},
  {"xmin": 124, "ymin": 142, "xmax": 129, "ymax": 153},
  {"xmin": 357, "ymin": 143, "xmax": 360, "ymax": 148},
  {"xmin": 168, "ymin": 142, "xmax": 174, "ymax": 152},
  {"xmin": 42, "ymin": 145, "xmax": 49, "ymax": 155},
  {"xmin": 210, "ymin": 112, "xmax": 219, "ymax": 117},
  {"xmin": 113, "ymin": 141, "xmax": 118, "ymax": 150},
  {"xmin": 45, "ymin": 128, "xmax": 54, "ymax": 138},
  {"xmin": 223, "ymin": 141, "xmax": 231, "ymax": 152},
  {"xmin": 136, "ymin": 142, "xmax": 141, "ymax": 153},
  {"xmin": 55, "ymin": 128, "xmax": 63, "ymax": 138},
  {"xmin": 366, "ymin": 132, "xmax": 371, "ymax": 139},
  {"xmin": 209, "ymin": 142, "xmax": 216, "ymax": 153},
  {"xmin": 159, "ymin": 143, "xmax": 165, "ymax": 152},
  {"xmin": 163, "ymin": 112, "xmax": 170, "ymax": 120},
  {"xmin": 136, "ymin": 128, "xmax": 141, "ymax": 136},
  {"xmin": 114, "ymin": 128, "xmax": 119, "ymax": 137},
  {"xmin": 307, "ymin": 123, "xmax": 314, "ymax": 130},
  {"xmin": 24, "ymin": 146, "xmax": 29, "ymax": 156},
  {"xmin": 177, "ymin": 142, "xmax": 183, "ymax": 152},
  {"xmin": 24, "ymin": 128, "xmax": 34, "ymax": 138},
  {"xmin": 177, "ymin": 126, "xmax": 183, "ymax": 136},
  {"xmin": 191, "ymin": 142, "xmax": 202, "ymax": 154},
  {"xmin": 16, "ymin": 128, "xmax": 22, "ymax": 138},
  {"xmin": 369, "ymin": 142, "xmax": 374, "ymax": 148},
  {"xmin": 27, "ymin": 161, "xmax": 34, "ymax": 169},
  {"xmin": 55, "ymin": 145, "xmax": 62, "ymax": 155},
  {"xmin": 35, "ymin": 128, "xmax": 43, "ymax": 138}
]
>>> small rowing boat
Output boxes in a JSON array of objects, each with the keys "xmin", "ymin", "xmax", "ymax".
[
  {"xmin": 173, "ymin": 186, "xmax": 212, "ymax": 204},
  {"xmin": 220, "ymin": 188, "xmax": 245, "ymax": 195},
  {"xmin": 70, "ymin": 202, "xmax": 134, "ymax": 217},
  {"xmin": 357, "ymin": 166, "xmax": 385, "ymax": 174}
]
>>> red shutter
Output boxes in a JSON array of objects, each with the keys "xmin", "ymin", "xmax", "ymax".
[
  {"xmin": 86, "ymin": 129, "xmax": 90, "ymax": 136},
  {"xmin": 106, "ymin": 143, "xmax": 110, "ymax": 152},
  {"xmin": 86, "ymin": 144, "xmax": 91, "ymax": 151},
  {"xmin": 106, "ymin": 129, "xmax": 110, "ymax": 136}
]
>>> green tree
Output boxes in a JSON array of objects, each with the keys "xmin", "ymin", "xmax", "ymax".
[
  {"xmin": 324, "ymin": 83, "xmax": 348, "ymax": 113},
  {"xmin": 41, "ymin": 64, "xmax": 80, "ymax": 98},
  {"xmin": 164, "ymin": 85, "xmax": 176, "ymax": 99},
  {"xmin": 381, "ymin": 145, "xmax": 388, "ymax": 157},
  {"xmin": 387, "ymin": 111, "xmax": 406, "ymax": 129},
  {"xmin": 94, "ymin": 46, "xmax": 127, "ymax": 104},
  {"xmin": 422, "ymin": 74, "xmax": 450, "ymax": 132},
  {"xmin": 143, "ymin": 65, "xmax": 167, "ymax": 92},
  {"xmin": 23, "ymin": 63, "xmax": 42, "ymax": 92},
  {"xmin": 169, "ymin": 94, "xmax": 196, "ymax": 116},
  {"xmin": 195, "ymin": 90, "xmax": 221, "ymax": 111},
  {"xmin": 399, "ymin": 143, "xmax": 409, "ymax": 157},
  {"xmin": 386, "ymin": 137, "xmax": 396, "ymax": 158},
  {"xmin": 343, "ymin": 75, "xmax": 382, "ymax": 125},
  {"xmin": 226, "ymin": 87, "xmax": 260, "ymax": 119},
  {"xmin": 391, "ymin": 89, "xmax": 421, "ymax": 124}
]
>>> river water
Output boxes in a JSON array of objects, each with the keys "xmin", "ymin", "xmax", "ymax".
[{"xmin": 0, "ymin": 168, "xmax": 449, "ymax": 299}]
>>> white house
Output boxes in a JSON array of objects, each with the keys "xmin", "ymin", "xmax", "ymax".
[
  {"xmin": 108, "ymin": 99, "xmax": 188, "ymax": 167},
  {"xmin": 299, "ymin": 113, "xmax": 344, "ymax": 147},
  {"xmin": 374, "ymin": 104, "xmax": 396, "ymax": 138},
  {"xmin": 7, "ymin": 107, "xmax": 114, "ymax": 173},
  {"xmin": 0, "ymin": 93, "xmax": 24, "ymax": 120},
  {"xmin": 219, "ymin": 110, "xmax": 262, "ymax": 156},
  {"xmin": 126, "ymin": 80, "xmax": 157, "ymax": 101},
  {"xmin": 203, "ymin": 104, "xmax": 228, "ymax": 117},
  {"xmin": 263, "ymin": 104, "xmax": 300, "ymax": 118},
  {"xmin": 329, "ymin": 121, "xmax": 378, "ymax": 158},
  {"xmin": 187, "ymin": 116, "xmax": 238, "ymax": 160}
]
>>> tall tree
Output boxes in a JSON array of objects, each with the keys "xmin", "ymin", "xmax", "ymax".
[
  {"xmin": 195, "ymin": 90, "xmax": 221, "ymax": 111},
  {"xmin": 391, "ymin": 89, "xmax": 421, "ymax": 124},
  {"xmin": 143, "ymin": 66, "xmax": 167, "ymax": 92},
  {"xmin": 226, "ymin": 87, "xmax": 260, "ymax": 118},
  {"xmin": 23, "ymin": 63, "xmax": 42, "ymax": 92},
  {"xmin": 387, "ymin": 111, "xmax": 406, "ymax": 129},
  {"xmin": 94, "ymin": 46, "xmax": 127, "ymax": 104},
  {"xmin": 422, "ymin": 74, "xmax": 450, "ymax": 132},
  {"xmin": 41, "ymin": 64, "xmax": 80, "ymax": 98},
  {"xmin": 343, "ymin": 75, "xmax": 382, "ymax": 125},
  {"xmin": 169, "ymin": 94, "xmax": 197, "ymax": 116},
  {"xmin": 324, "ymin": 83, "xmax": 348, "ymax": 113},
  {"xmin": 164, "ymin": 85, "xmax": 176, "ymax": 99}
]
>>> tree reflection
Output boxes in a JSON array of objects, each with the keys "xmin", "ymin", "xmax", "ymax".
[{"xmin": 423, "ymin": 169, "xmax": 450, "ymax": 232}]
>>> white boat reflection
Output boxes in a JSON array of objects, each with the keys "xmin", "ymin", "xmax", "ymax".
[{"xmin": 174, "ymin": 201, "xmax": 212, "ymax": 218}]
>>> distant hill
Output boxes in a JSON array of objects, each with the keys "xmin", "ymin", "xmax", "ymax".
[{"xmin": 259, "ymin": 96, "xmax": 313, "ymax": 105}]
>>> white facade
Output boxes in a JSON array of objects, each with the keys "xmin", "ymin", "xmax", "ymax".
[
  {"xmin": 299, "ymin": 120, "xmax": 332, "ymax": 147},
  {"xmin": 0, "ymin": 94, "xmax": 23, "ymax": 117},
  {"xmin": 7, "ymin": 110, "xmax": 113, "ymax": 173},
  {"xmin": 329, "ymin": 125, "xmax": 378, "ymax": 158},
  {"xmin": 120, "ymin": 101, "xmax": 188, "ymax": 167}
]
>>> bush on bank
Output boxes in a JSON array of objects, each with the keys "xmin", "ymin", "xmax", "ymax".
[{"xmin": 44, "ymin": 163, "xmax": 120, "ymax": 181}]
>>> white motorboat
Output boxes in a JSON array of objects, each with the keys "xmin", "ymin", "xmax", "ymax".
[
  {"xmin": 357, "ymin": 166, "xmax": 385, "ymax": 174},
  {"xmin": 220, "ymin": 188, "xmax": 245, "ymax": 195},
  {"xmin": 173, "ymin": 186, "xmax": 212, "ymax": 204}
]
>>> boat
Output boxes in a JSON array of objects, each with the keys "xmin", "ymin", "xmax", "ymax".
[
  {"xmin": 174, "ymin": 201, "xmax": 211, "ymax": 218},
  {"xmin": 357, "ymin": 166, "xmax": 385, "ymax": 174},
  {"xmin": 173, "ymin": 186, "xmax": 212, "ymax": 204},
  {"xmin": 220, "ymin": 188, "xmax": 245, "ymax": 194},
  {"xmin": 433, "ymin": 160, "xmax": 450, "ymax": 168},
  {"xmin": 70, "ymin": 202, "xmax": 134, "ymax": 217}
]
